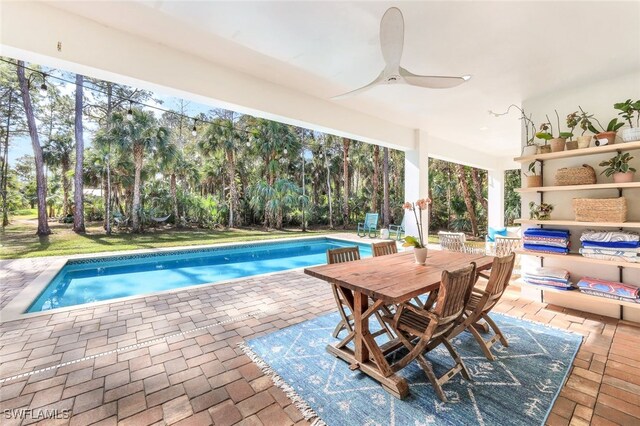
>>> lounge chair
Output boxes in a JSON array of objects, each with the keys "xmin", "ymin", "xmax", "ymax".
[
  {"xmin": 389, "ymin": 217, "xmax": 405, "ymax": 241},
  {"xmin": 357, "ymin": 213, "xmax": 379, "ymax": 238}
]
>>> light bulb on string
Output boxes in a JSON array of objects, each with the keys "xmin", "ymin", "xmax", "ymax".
[
  {"xmin": 39, "ymin": 82, "xmax": 48, "ymax": 97},
  {"xmin": 283, "ymin": 148, "xmax": 288, "ymax": 155},
  {"xmin": 191, "ymin": 119, "xmax": 198, "ymax": 137},
  {"xmin": 126, "ymin": 101, "xmax": 133, "ymax": 121},
  {"xmin": 246, "ymin": 141, "xmax": 251, "ymax": 147}
]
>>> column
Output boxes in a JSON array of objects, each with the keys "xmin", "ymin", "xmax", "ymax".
[
  {"xmin": 404, "ymin": 129, "xmax": 430, "ymax": 238},
  {"xmin": 487, "ymin": 169, "xmax": 505, "ymax": 229}
]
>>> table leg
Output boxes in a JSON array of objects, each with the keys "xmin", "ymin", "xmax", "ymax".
[{"xmin": 353, "ymin": 290, "xmax": 369, "ymax": 363}]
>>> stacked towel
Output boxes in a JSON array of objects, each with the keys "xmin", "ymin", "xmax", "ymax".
[
  {"xmin": 523, "ymin": 267, "xmax": 573, "ymax": 290},
  {"xmin": 523, "ymin": 229, "xmax": 570, "ymax": 255},
  {"xmin": 579, "ymin": 231, "xmax": 640, "ymax": 263},
  {"xmin": 576, "ymin": 277, "xmax": 640, "ymax": 303}
]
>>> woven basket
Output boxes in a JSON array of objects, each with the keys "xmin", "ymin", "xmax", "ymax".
[
  {"xmin": 555, "ymin": 164, "xmax": 596, "ymax": 186},
  {"xmin": 572, "ymin": 197, "xmax": 627, "ymax": 222}
]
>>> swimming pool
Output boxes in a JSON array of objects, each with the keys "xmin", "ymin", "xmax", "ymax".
[{"xmin": 27, "ymin": 237, "xmax": 372, "ymax": 313}]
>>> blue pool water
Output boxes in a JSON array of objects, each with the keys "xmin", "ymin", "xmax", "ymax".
[{"xmin": 27, "ymin": 237, "xmax": 372, "ymax": 313}]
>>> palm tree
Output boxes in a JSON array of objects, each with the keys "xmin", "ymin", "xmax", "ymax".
[
  {"xmin": 105, "ymin": 109, "xmax": 170, "ymax": 232},
  {"xmin": 383, "ymin": 147, "xmax": 390, "ymax": 227},
  {"xmin": 250, "ymin": 178, "xmax": 302, "ymax": 229},
  {"xmin": 342, "ymin": 138, "xmax": 350, "ymax": 227},
  {"xmin": 454, "ymin": 163, "xmax": 479, "ymax": 236},
  {"xmin": 73, "ymin": 73, "xmax": 86, "ymax": 233},
  {"xmin": 372, "ymin": 145, "xmax": 379, "ymax": 212},
  {"xmin": 43, "ymin": 134, "xmax": 74, "ymax": 216}
]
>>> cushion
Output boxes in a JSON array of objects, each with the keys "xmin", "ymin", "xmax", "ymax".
[{"xmin": 487, "ymin": 227, "xmax": 508, "ymax": 242}]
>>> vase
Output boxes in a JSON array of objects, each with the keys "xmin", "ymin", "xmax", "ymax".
[
  {"xmin": 526, "ymin": 175, "xmax": 542, "ymax": 188},
  {"xmin": 522, "ymin": 145, "xmax": 538, "ymax": 156},
  {"xmin": 620, "ymin": 127, "xmax": 640, "ymax": 143},
  {"xmin": 414, "ymin": 247, "xmax": 428, "ymax": 265},
  {"xmin": 577, "ymin": 135, "xmax": 592, "ymax": 149},
  {"xmin": 595, "ymin": 132, "xmax": 617, "ymax": 146},
  {"xmin": 613, "ymin": 172, "xmax": 634, "ymax": 183},
  {"xmin": 550, "ymin": 138, "xmax": 566, "ymax": 152},
  {"xmin": 539, "ymin": 145, "xmax": 551, "ymax": 154},
  {"xmin": 565, "ymin": 140, "xmax": 578, "ymax": 150}
]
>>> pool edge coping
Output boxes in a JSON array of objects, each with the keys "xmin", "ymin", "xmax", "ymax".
[{"xmin": 0, "ymin": 233, "xmax": 378, "ymax": 323}]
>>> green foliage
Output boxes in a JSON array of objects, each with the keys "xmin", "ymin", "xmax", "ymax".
[
  {"xmin": 599, "ymin": 152, "xmax": 637, "ymax": 177},
  {"xmin": 402, "ymin": 235, "xmax": 422, "ymax": 248},
  {"xmin": 614, "ymin": 99, "xmax": 640, "ymax": 128}
]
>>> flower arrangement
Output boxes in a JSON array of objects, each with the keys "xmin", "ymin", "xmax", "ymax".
[{"xmin": 402, "ymin": 198, "xmax": 431, "ymax": 249}]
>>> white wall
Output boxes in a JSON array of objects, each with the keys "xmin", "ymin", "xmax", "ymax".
[{"xmin": 521, "ymin": 71, "xmax": 640, "ymax": 293}]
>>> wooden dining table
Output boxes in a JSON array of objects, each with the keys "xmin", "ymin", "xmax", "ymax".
[{"xmin": 304, "ymin": 249, "xmax": 494, "ymax": 399}]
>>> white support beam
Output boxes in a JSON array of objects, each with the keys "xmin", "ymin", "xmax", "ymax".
[
  {"xmin": 404, "ymin": 130, "xmax": 430, "ymax": 239},
  {"xmin": 488, "ymin": 169, "xmax": 505, "ymax": 229}
]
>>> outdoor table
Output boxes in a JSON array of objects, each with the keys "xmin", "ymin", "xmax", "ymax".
[{"xmin": 304, "ymin": 250, "xmax": 493, "ymax": 399}]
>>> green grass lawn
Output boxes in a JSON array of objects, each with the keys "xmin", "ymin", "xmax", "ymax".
[{"xmin": 0, "ymin": 212, "xmax": 348, "ymax": 259}]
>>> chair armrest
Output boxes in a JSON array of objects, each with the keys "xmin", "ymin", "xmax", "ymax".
[{"xmin": 472, "ymin": 287, "xmax": 489, "ymax": 297}]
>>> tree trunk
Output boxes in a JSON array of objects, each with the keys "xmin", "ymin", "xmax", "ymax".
[
  {"xmin": 383, "ymin": 147, "xmax": 390, "ymax": 227},
  {"xmin": 326, "ymin": 163, "xmax": 333, "ymax": 229},
  {"xmin": 73, "ymin": 74, "xmax": 86, "ymax": 233},
  {"xmin": 471, "ymin": 168, "xmax": 488, "ymax": 211},
  {"xmin": 17, "ymin": 61, "xmax": 50, "ymax": 235},
  {"xmin": 455, "ymin": 163, "xmax": 479, "ymax": 236},
  {"xmin": 61, "ymin": 157, "xmax": 71, "ymax": 216},
  {"xmin": 132, "ymin": 144, "xmax": 144, "ymax": 232},
  {"xmin": 226, "ymin": 149, "xmax": 237, "ymax": 228},
  {"xmin": 342, "ymin": 138, "xmax": 349, "ymax": 227},
  {"xmin": 170, "ymin": 173, "xmax": 179, "ymax": 228},
  {"xmin": 372, "ymin": 145, "xmax": 379, "ymax": 212},
  {"xmin": 1, "ymin": 90, "xmax": 13, "ymax": 228},
  {"xmin": 104, "ymin": 83, "xmax": 113, "ymax": 235}
]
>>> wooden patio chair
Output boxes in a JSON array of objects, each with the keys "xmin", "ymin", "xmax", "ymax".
[
  {"xmin": 357, "ymin": 213, "xmax": 380, "ymax": 238},
  {"xmin": 372, "ymin": 241, "xmax": 398, "ymax": 257},
  {"xmin": 327, "ymin": 247, "xmax": 393, "ymax": 340},
  {"xmin": 451, "ymin": 253, "xmax": 515, "ymax": 360},
  {"xmin": 384, "ymin": 263, "xmax": 477, "ymax": 402}
]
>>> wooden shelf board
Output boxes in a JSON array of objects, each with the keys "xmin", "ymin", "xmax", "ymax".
[
  {"xmin": 516, "ymin": 182, "xmax": 640, "ymax": 194},
  {"xmin": 515, "ymin": 249, "xmax": 640, "ymax": 270},
  {"xmin": 514, "ymin": 140, "xmax": 640, "ymax": 163},
  {"xmin": 515, "ymin": 219, "xmax": 640, "ymax": 228},
  {"xmin": 515, "ymin": 279, "xmax": 640, "ymax": 309}
]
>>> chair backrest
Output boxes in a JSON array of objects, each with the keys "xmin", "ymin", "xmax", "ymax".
[
  {"xmin": 364, "ymin": 213, "xmax": 379, "ymax": 228},
  {"xmin": 438, "ymin": 232, "xmax": 467, "ymax": 253},
  {"xmin": 372, "ymin": 241, "xmax": 398, "ymax": 257},
  {"xmin": 399, "ymin": 216, "xmax": 406, "ymax": 230},
  {"xmin": 484, "ymin": 253, "xmax": 515, "ymax": 306},
  {"xmin": 327, "ymin": 246, "xmax": 361, "ymax": 264},
  {"xmin": 495, "ymin": 236, "xmax": 521, "ymax": 257},
  {"xmin": 433, "ymin": 263, "xmax": 477, "ymax": 323}
]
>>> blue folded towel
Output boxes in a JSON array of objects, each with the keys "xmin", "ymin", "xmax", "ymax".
[
  {"xmin": 582, "ymin": 240, "xmax": 640, "ymax": 249},
  {"xmin": 524, "ymin": 229, "xmax": 571, "ymax": 238},
  {"xmin": 523, "ymin": 243, "xmax": 569, "ymax": 254}
]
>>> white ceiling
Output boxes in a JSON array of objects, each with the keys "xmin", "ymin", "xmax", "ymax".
[{"xmin": 48, "ymin": 1, "xmax": 640, "ymax": 156}]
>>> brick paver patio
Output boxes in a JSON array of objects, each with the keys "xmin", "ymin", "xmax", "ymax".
[{"xmin": 1, "ymin": 249, "xmax": 639, "ymax": 425}]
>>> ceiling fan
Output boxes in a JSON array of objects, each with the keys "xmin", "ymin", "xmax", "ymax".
[{"xmin": 332, "ymin": 7, "xmax": 470, "ymax": 99}]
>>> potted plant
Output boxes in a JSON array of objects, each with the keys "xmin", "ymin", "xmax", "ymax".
[
  {"xmin": 536, "ymin": 110, "xmax": 573, "ymax": 153},
  {"xmin": 565, "ymin": 111, "xmax": 580, "ymax": 150},
  {"xmin": 585, "ymin": 115, "xmax": 624, "ymax": 146},
  {"xmin": 577, "ymin": 107, "xmax": 594, "ymax": 149},
  {"xmin": 529, "ymin": 202, "xmax": 554, "ymax": 220},
  {"xmin": 524, "ymin": 161, "xmax": 542, "ymax": 188},
  {"xmin": 490, "ymin": 105, "xmax": 538, "ymax": 156},
  {"xmin": 614, "ymin": 99, "xmax": 640, "ymax": 142},
  {"xmin": 402, "ymin": 198, "xmax": 431, "ymax": 265},
  {"xmin": 599, "ymin": 152, "xmax": 637, "ymax": 183}
]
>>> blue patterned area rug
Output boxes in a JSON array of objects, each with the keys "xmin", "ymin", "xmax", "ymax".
[{"xmin": 240, "ymin": 312, "xmax": 582, "ymax": 426}]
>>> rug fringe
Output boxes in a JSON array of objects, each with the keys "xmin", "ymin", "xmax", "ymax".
[{"xmin": 238, "ymin": 342, "xmax": 327, "ymax": 426}]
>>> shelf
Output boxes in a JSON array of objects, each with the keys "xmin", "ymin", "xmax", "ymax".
[
  {"xmin": 514, "ymin": 140, "xmax": 640, "ymax": 163},
  {"xmin": 515, "ymin": 279, "xmax": 640, "ymax": 309},
  {"xmin": 515, "ymin": 219, "xmax": 640, "ymax": 228},
  {"xmin": 515, "ymin": 249, "xmax": 640, "ymax": 270},
  {"xmin": 516, "ymin": 182, "xmax": 640, "ymax": 194}
]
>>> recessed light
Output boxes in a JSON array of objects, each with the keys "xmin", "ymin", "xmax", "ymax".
[{"xmin": 462, "ymin": 75, "xmax": 472, "ymax": 81}]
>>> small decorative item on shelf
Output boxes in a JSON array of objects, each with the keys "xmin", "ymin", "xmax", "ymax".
[
  {"xmin": 614, "ymin": 99, "xmax": 640, "ymax": 142},
  {"xmin": 573, "ymin": 197, "xmax": 627, "ymax": 222},
  {"xmin": 565, "ymin": 111, "xmax": 580, "ymax": 150},
  {"xmin": 402, "ymin": 198, "xmax": 431, "ymax": 265},
  {"xmin": 584, "ymin": 114, "xmax": 624, "ymax": 146},
  {"xmin": 599, "ymin": 152, "xmax": 636, "ymax": 183},
  {"xmin": 525, "ymin": 161, "xmax": 542, "ymax": 187},
  {"xmin": 536, "ymin": 110, "xmax": 573, "ymax": 153},
  {"xmin": 554, "ymin": 164, "xmax": 597, "ymax": 186},
  {"xmin": 529, "ymin": 201, "xmax": 554, "ymax": 220},
  {"xmin": 577, "ymin": 107, "xmax": 594, "ymax": 148}
]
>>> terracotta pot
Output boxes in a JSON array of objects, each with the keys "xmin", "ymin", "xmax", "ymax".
[
  {"xmin": 539, "ymin": 145, "xmax": 552, "ymax": 154},
  {"xmin": 522, "ymin": 145, "xmax": 538, "ymax": 156},
  {"xmin": 621, "ymin": 127, "xmax": 640, "ymax": 143},
  {"xmin": 613, "ymin": 172, "xmax": 634, "ymax": 183},
  {"xmin": 566, "ymin": 140, "xmax": 578, "ymax": 150},
  {"xmin": 595, "ymin": 132, "xmax": 616, "ymax": 146},
  {"xmin": 413, "ymin": 247, "xmax": 428, "ymax": 265},
  {"xmin": 550, "ymin": 138, "xmax": 566, "ymax": 152},
  {"xmin": 527, "ymin": 175, "xmax": 543, "ymax": 188},
  {"xmin": 577, "ymin": 135, "xmax": 592, "ymax": 149}
]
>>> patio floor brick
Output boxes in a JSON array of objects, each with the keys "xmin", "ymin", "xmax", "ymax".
[{"xmin": 2, "ymin": 244, "xmax": 640, "ymax": 425}]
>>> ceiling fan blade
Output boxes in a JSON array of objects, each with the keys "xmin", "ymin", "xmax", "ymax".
[
  {"xmin": 331, "ymin": 71, "xmax": 386, "ymax": 100},
  {"xmin": 399, "ymin": 67, "xmax": 470, "ymax": 89},
  {"xmin": 380, "ymin": 7, "xmax": 404, "ymax": 69}
]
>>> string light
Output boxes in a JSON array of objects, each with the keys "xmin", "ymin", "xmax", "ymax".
[
  {"xmin": 283, "ymin": 148, "xmax": 288, "ymax": 155},
  {"xmin": 126, "ymin": 101, "xmax": 134, "ymax": 121},
  {"xmin": 191, "ymin": 119, "xmax": 197, "ymax": 137},
  {"xmin": 39, "ymin": 74, "xmax": 48, "ymax": 96}
]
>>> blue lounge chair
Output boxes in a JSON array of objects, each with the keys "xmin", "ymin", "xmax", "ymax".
[
  {"xmin": 357, "ymin": 213, "xmax": 379, "ymax": 238},
  {"xmin": 389, "ymin": 216, "xmax": 406, "ymax": 241}
]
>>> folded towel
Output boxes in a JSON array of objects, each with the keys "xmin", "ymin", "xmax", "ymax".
[
  {"xmin": 524, "ymin": 229, "xmax": 571, "ymax": 238},
  {"xmin": 523, "ymin": 237, "xmax": 570, "ymax": 249},
  {"xmin": 580, "ymin": 247, "xmax": 639, "ymax": 256},
  {"xmin": 576, "ymin": 277, "xmax": 640, "ymax": 300},
  {"xmin": 578, "ymin": 289, "xmax": 640, "ymax": 303},
  {"xmin": 578, "ymin": 250, "xmax": 640, "ymax": 263},
  {"xmin": 580, "ymin": 230, "xmax": 640, "ymax": 243},
  {"xmin": 582, "ymin": 240, "xmax": 640, "ymax": 249},
  {"xmin": 524, "ymin": 266, "xmax": 570, "ymax": 280},
  {"xmin": 523, "ymin": 280, "xmax": 574, "ymax": 290},
  {"xmin": 523, "ymin": 244, "xmax": 569, "ymax": 254}
]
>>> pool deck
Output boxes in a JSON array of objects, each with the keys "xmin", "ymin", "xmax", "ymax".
[{"xmin": 0, "ymin": 234, "xmax": 639, "ymax": 425}]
